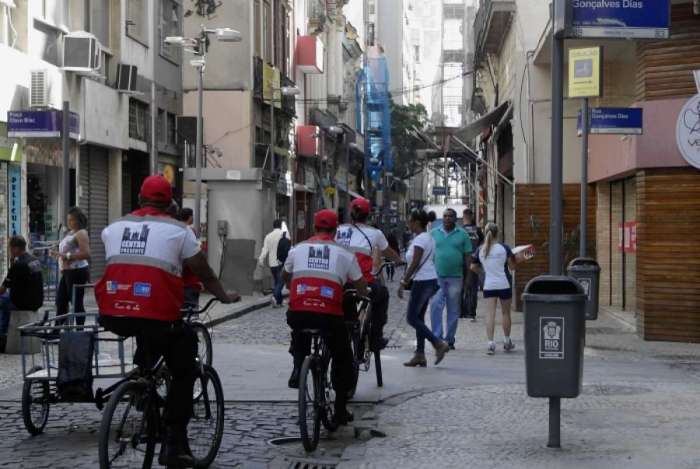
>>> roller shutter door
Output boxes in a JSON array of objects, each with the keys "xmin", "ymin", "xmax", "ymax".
[{"xmin": 79, "ymin": 146, "xmax": 109, "ymax": 280}]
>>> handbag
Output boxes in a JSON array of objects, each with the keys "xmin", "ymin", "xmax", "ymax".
[{"xmin": 403, "ymin": 246, "xmax": 433, "ymax": 291}]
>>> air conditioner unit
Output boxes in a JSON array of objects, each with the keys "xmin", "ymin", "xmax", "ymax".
[
  {"xmin": 29, "ymin": 70, "xmax": 49, "ymax": 108},
  {"xmin": 116, "ymin": 64, "xmax": 138, "ymax": 93},
  {"xmin": 63, "ymin": 31, "xmax": 101, "ymax": 72}
]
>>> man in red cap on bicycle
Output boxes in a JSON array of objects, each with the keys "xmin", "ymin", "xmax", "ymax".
[
  {"xmin": 336, "ymin": 198, "xmax": 402, "ymax": 351},
  {"xmin": 96, "ymin": 175, "xmax": 239, "ymax": 467},
  {"xmin": 283, "ymin": 209, "xmax": 367, "ymax": 425}
]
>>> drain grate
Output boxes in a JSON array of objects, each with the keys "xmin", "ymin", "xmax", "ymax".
[{"xmin": 287, "ymin": 458, "xmax": 338, "ymax": 469}]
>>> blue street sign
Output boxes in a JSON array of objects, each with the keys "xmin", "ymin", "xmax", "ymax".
[
  {"xmin": 432, "ymin": 186, "xmax": 448, "ymax": 196},
  {"xmin": 8, "ymin": 164, "xmax": 21, "ymax": 236},
  {"xmin": 570, "ymin": 0, "xmax": 670, "ymax": 39},
  {"xmin": 7, "ymin": 110, "xmax": 80, "ymax": 139},
  {"xmin": 577, "ymin": 107, "xmax": 643, "ymax": 136}
]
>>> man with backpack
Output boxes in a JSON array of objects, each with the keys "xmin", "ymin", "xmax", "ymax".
[{"xmin": 258, "ymin": 219, "xmax": 290, "ymax": 308}]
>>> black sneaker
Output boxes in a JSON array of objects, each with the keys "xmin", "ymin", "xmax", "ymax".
[
  {"xmin": 288, "ymin": 368, "xmax": 300, "ymax": 389},
  {"xmin": 333, "ymin": 408, "xmax": 354, "ymax": 426},
  {"xmin": 448, "ymin": 343, "xmax": 456, "ymax": 351}
]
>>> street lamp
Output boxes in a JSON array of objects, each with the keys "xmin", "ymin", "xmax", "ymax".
[{"xmin": 165, "ymin": 26, "xmax": 242, "ymax": 234}]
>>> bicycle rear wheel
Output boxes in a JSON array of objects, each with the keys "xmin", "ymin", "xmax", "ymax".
[
  {"xmin": 191, "ymin": 322, "xmax": 213, "ymax": 367},
  {"xmin": 98, "ymin": 380, "xmax": 156, "ymax": 469},
  {"xmin": 22, "ymin": 371, "xmax": 50, "ymax": 435},
  {"xmin": 189, "ymin": 365, "xmax": 225, "ymax": 468},
  {"xmin": 298, "ymin": 355, "xmax": 321, "ymax": 452}
]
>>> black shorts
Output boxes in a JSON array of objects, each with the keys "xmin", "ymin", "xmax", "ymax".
[{"xmin": 483, "ymin": 288, "xmax": 512, "ymax": 300}]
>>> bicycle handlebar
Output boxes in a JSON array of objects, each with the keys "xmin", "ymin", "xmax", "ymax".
[{"xmin": 181, "ymin": 297, "xmax": 218, "ymax": 320}]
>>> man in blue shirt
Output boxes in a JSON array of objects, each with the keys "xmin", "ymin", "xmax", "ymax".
[{"xmin": 430, "ymin": 209, "xmax": 472, "ymax": 349}]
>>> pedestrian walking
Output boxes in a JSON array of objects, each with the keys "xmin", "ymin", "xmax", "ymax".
[
  {"xmin": 385, "ymin": 227, "xmax": 401, "ymax": 282},
  {"xmin": 52, "ymin": 207, "xmax": 90, "ymax": 326},
  {"xmin": 470, "ymin": 223, "xmax": 518, "ymax": 355},
  {"xmin": 258, "ymin": 219, "xmax": 289, "ymax": 308},
  {"xmin": 427, "ymin": 211, "xmax": 437, "ymax": 231},
  {"xmin": 429, "ymin": 208, "xmax": 472, "ymax": 350},
  {"xmin": 461, "ymin": 208, "xmax": 483, "ymax": 321},
  {"xmin": 398, "ymin": 210, "xmax": 450, "ymax": 367}
]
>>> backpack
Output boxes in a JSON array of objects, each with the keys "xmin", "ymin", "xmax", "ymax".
[{"xmin": 276, "ymin": 232, "xmax": 292, "ymax": 264}]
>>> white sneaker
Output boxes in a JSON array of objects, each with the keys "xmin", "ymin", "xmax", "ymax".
[{"xmin": 487, "ymin": 342, "xmax": 496, "ymax": 355}]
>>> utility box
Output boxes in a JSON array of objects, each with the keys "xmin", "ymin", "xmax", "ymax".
[
  {"xmin": 567, "ymin": 257, "xmax": 601, "ymax": 320},
  {"xmin": 523, "ymin": 276, "xmax": 586, "ymax": 398}
]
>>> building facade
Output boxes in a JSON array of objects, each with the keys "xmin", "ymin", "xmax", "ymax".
[{"xmin": 0, "ymin": 0, "xmax": 183, "ymax": 282}]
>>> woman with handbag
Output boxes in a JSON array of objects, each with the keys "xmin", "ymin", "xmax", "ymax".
[{"xmin": 398, "ymin": 210, "xmax": 450, "ymax": 367}]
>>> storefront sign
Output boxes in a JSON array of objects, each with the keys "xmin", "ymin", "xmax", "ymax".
[
  {"xmin": 568, "ymin": 47, "xmax": 602, "ymax": 98},
  {"xmin": 7, "ymin": 111, "xmax": 80, "ymax": 139},
  {"xmin": 578, "ymin": 107, "xmax": 643, "ymax": 135},
  {"xmin": 569, "ymin": 0, "xmax": 670, "ymax": 39},
  {"xmin": 677, "ymin": 94, "xmax": 700, "ymax": 169},
  {"xmin": 618, "ymin": 221, "xmax": 638, "ymax": 253},
  {"xmin": 8, "ymin": 164, "xmax": 21, "ymax": 235}
]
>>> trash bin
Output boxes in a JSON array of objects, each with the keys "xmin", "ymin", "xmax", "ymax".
[
  {"xmin": 567, "ymin": 257, "xmax": 601, "ymax": 320},
  {"xmin": 522, "ymin": 275, "xmax": 586, "ymax": 398}
]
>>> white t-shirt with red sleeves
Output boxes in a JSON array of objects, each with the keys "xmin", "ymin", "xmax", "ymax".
[
  {"xmin": 284, "ymin": 235, "xmax": 363, "ymax": 316},
  {"xmin": 335, "ymin": 223, "xmax": 389, "ymax": 282}
]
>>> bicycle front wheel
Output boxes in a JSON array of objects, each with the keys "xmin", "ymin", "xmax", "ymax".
[
  {"xmin": 191, "ymin": 322, "xmax": 213, "ymax": 367},
  {"xmin": 298, "ymin": 355, "xmax": 321, "ymax": 452},
  {"xmin": 98, "ymin": 380, "xmax": 155, "ymax": 469},
  {"xmin": 189, "ymin": 365, "xmax": 225, "ymax": 468}
]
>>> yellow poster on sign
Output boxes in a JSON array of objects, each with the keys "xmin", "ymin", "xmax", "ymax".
[
  {"xmin": 263, "ymin": 64, "xmax": 281, "ymax": 107},
  {"xmin": 568, "ymin": 47, "xmax": 602, "ymax": 98}
]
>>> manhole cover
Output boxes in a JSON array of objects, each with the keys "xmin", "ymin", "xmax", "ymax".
[
  {"xmin": 286, "ymin": 460, "xmax": 338, "ymax": 469},
  {"xmin": 582, "ymin": 384, "xmax": 652, "ymax": 396}
]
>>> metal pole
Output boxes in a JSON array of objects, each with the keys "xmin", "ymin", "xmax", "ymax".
[
  {"xmin": 194, "ymin": 59, "xmax": 204, "ymax": 234},
  {"xmin": 548, "ymin": 397, "xmax": 561, "ymax": 448},
  {"xmin": 345, "ymin": 133, "xmax": 350, "ymax": 218},
  {"xmin": 580, "ymin": 98, "xmax": 589, "ymax": 257},
  {"xmin": 150, "ymin": 82, "xmax": 157, "ymax": 175},
  {"xmin": 62, "ymin": 101, "xmax": 70, "ymax": 221},
  {"xmin": 549, "ymin": 17, "xmax": 565, "ymax": 276}
]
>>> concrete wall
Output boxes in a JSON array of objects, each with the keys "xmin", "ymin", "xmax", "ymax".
[
  {"xmin": 182, "ymin": 90, "xmax": 253, "ymax": 169},
  {"xmin": 82, "ymin": 79, "xmax": 129, "ymax": 149},
  {"xmin": 377, "ymin": 0, "xmax": 403, "ymax": 102},
  {"xmin": 182, "ymin": 0, "xmax": 253, "ymax": 92}
]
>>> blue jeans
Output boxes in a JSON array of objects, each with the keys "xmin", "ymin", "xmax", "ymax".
[
  {"xmin": 270, "ymin": 266, "xmax": 284, "ymax": 306},
  {"xmin": 0, "ymin": 292, "xmax": 16, "ymax": 336},
  {"xmin": 430, "ymin": 277, "xmax": 463, "ymax": 346},
  {"xmin": 406, "ymin": 279, "xmax": 440, "ymax": 353}
]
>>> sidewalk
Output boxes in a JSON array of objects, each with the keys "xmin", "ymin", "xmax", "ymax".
[
  {"xmin": 0, "ymin": 291, "xmax": 281, "ymax": 396},
  {"xmin": 333, "ymin": 292, "xmax": 700, "ymax": 469}
]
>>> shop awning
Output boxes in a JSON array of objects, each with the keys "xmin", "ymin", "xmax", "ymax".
[{"xmin": 454, "ymin": 100, "xmax": 511, "ymax": 143}]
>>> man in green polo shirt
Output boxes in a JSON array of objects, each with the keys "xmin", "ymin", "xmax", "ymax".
[{"xmin": 430, "ymin": 208, "xmax": 472, "ymax": 349}]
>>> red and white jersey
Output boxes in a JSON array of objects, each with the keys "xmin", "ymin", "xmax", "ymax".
[
  {"xmin": 284, "ymin": 234, "xmax": 362, "ymax": 316},
  {"xmin": 95, "ymin": 207, "xmax": 200, "ymax": 322},
  {"xmin": 335, "ymin": 223, "xmax": 388, "ymax": 282}
]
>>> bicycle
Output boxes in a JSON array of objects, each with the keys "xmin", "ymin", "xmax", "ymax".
[
  {"xmin": 345, "ymin": 262, "xmax": 394, "ymax": 397},
  {"xmin": 97, "ymin": 323, "xmax": 225, "ymax": 468},
  {"xmin": 182, "ymin": 298, "xmax": 218, "ymax": 367},
  {"xmin": 297, "ymin": 329, "xmax": 338, "ymax": 452}
]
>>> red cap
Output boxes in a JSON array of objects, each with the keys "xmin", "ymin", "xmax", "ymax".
[
  {"xmin": 350, "ymin": 197, "xmax": 370, "ymax": 215},
  {"xmin": 314, "ymin": 209, "xmax": 338, "ymax": 230},
  {"xmin": 139, "ymin": 175, "xmax": 173, "ymax": 203}
]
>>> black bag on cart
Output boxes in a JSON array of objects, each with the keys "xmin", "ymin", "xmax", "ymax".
[{"xmin": 57, "ymin": 331, "xmax": 95, "ymax": 402}]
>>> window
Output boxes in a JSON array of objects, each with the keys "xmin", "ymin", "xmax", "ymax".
[
  {"xmin": 32, "ymin": 19, "xmax": 61, "ymax": 66},
  {"xmin": 129, "ymin": 99, "xmax": 151, "ymax": 141},
  {"xmin": 40, "ymin": 0, "xmax": 68, "ymax": 28},
  {"xmin": 159, "ymin": 0, "xmax": 180, "ymax": 62},
  {"xmin": 254, "ymin": 0, "xmax": 261, "ymax": 57},
  {"xmin": 263, "ymin": 0, "xmax": 272, "ymax": 63},
  {"xmin": 126, "ymin": 0, "xmax": 148, "ymax": 46},
  {"xmin": 157, "ymin": 110, "xmax": 165, "ymax": 143},
  {"xmin": 167, "ymin": 113, "xmax": 177, "ymax": 145},
  {"xmin": 90, "ymin": 0, "xmax": 110, "ymax": 47}
]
